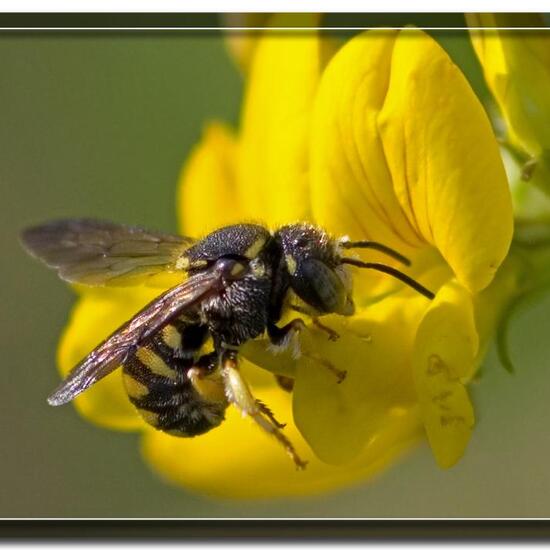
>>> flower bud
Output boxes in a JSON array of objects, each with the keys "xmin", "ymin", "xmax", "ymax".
[{"xmin": 468, "ymin": 14, "xmax": 550, "ymax": 187}]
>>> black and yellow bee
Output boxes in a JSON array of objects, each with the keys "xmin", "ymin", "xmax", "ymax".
[{"xmin": 21, "ymin": 219, "xmax": 434, "ymax": 469}]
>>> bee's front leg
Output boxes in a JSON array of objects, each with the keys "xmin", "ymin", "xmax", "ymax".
[
  {"xmin": 220, "ymin": 349, "xmax": 307, "ymax": 470},
  {"xmin": 289, "ymin": 305, "xmax": 340, "ymax": 341},
  {"xmin": 267, "ymin": 319, "xmax": 306, "ymax": 358},
  {"xmin": 268, "ymin": 319, "xmax": 346, "ymax": 383}
]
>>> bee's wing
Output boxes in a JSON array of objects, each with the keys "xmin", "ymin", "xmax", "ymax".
[
  {"xmin": 21, "ymin": 219, "xmax": 195, "ymax": 286},
  {"xmin": 47, "ymin": 269, "xmax": 223, "ymax": 406}
]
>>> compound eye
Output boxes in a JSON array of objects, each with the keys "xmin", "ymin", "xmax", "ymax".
[
  {"xmin": 215, "ymin": 257, "xmax": 249, "ymax": 281},
  {"xmin": 299, "ymin": 258, "xmax": 349, "ymax": 315}
]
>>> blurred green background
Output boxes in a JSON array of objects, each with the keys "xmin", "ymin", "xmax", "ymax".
[{"xmin": 3, "ymin": 18, "xmax": 550, "ymax": 518}]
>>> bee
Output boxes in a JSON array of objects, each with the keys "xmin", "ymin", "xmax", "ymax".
[{"xmin": 21, "ymin": 219, "xmax": 434, "ymax": 469}]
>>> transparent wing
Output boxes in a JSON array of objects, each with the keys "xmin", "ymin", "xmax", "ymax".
[
  {"xmin": 47, "ymin": 269, "xmax": 223, "ymax": 406},
  {"xmin": 20, "ymin": 219, "xmax": 195, "ymax": 285}
]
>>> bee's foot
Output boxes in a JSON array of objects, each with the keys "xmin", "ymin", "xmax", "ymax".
[
  {"xmin": 336, "ymin": 369, "xmax": 347, "ymax": 384},
  {"xmin": 312, "ymin": 318, "xmax": 340, "ymax": 341},
  {"xmin": 303, "ymin": 352, "xmax": 347, "ymax": 384},
  {"xmin": 257, "ymin": 399, "xmax": 287, "ymax": 429}
]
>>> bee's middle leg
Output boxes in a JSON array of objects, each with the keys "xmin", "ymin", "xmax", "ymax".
[{"xmin": 220, "ymin": 349, "xmax": 307, "ymax": 470}]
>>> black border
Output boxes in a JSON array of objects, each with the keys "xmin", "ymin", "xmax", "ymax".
[
  {"xmin": 0, "ymin": 13, "xmax": 439, "ymax": 27},
  {"xmin": 0, "ymin": 12, "xmax": 543, "ymax": 28},
  {"xmin": 1, "ymin": 519, "xmax": 550, "ymax": 539}
]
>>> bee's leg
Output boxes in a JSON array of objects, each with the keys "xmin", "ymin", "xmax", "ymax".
[
  {"xmin": 268, "ymin": 318, "xmax": 346, "ymax": 383},
  {"xmin": 311, "ymin": 318, "xmax": 340, "ymax": 341},
  {"xmin": 300, "ymin": 350, "xmax": 347, "ymax": 383},
  {"xmin": 187, "ymin": 352, "xmax": 227, "ymax": 404},
  {"xmin": 221, "ymin": 349, "xmax": 307, "ymax": 470},
  {"xmin": 267, "ymin": 319, "xmax": 306, "ymax": 358},
  {"xmin": 256, "ymin": 399, "xmax": 286, "ymax": 429},
  {"xmin": 289, "ymin": 305, "xmax": 340, "ymax": 341}
]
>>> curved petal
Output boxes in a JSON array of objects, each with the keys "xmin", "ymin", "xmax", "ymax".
[
  {"xmin": 382, "ymin": 30, "xmax": 514, "ymax": 292},
  {"xmin": 311, "ymin": 29, "xmax": 513, "ymax": 293},
  {"xmin": 177, "ymin": 122, "xmax": 244, "ymax": 238},
  {"xmin": 237, "ymin": 13, "xmax": 323, "ymax": 226},
  {"xmin": 141, "ymin": 361, "xmax": 422, "ymax": 498},
  {"xmin": 57, "ymin": 286, "xmax": 166, "ymax": 431},
  {"xmin": 310, "ymin": 30, "xmax": 421, "ymax": 253},
  {"xmin": 412, "ymin": 280, "xmax": 478, "ymax": 468}
]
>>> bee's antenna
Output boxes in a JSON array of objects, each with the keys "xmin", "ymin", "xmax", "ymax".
[
  {"xmin": 341, "ymin": 240, "xmax": 411, "ymax": 266},
  {"xmin": 341, "ymin": 259, "xmax": 435, "ymax": 300}
]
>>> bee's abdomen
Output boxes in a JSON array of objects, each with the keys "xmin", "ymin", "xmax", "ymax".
[{"xmin": 122, "ymin": 321, "xmax": 227, "ymax": 437}]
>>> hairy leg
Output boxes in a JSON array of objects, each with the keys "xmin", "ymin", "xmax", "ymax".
[
  {"xmin": 220, "ymin": 349, "xmax": 307, "ymax": 470},
  {"xmin": 268, "ymin": 319, "xmax": 346, "ymax": 383}
]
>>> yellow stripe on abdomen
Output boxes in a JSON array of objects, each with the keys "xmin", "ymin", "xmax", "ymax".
[
  {"xmin": 161, "ymin": 325, "xmax": 182, "ymax": 351},
  {"xmin": 136, "ymin": 347, "xmax": 177, "ymax": 380},
  {"xmin": 136, "ymin": 408, "xmax": 159, "ymax": 427},
  {"xmin": 122, "ymin": 373, "xmax": 149, "ymax": 399}
]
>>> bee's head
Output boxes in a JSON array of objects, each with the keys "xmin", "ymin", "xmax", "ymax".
[
  {"xmin": 275, "ymin": 223, "xmax": 354, "ymax": 316},
  {"xmin": 276, "ymin": 223, "xmax": 436, "ymax": 317}
]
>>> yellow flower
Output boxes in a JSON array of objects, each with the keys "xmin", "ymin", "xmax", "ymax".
[
  {"xmin": 58, "ymin": 26, "xmax": 516, "ymax": 498},
  {"xmin": 467, "ymin": 14, "xmax": 550, "ymax": 189}
]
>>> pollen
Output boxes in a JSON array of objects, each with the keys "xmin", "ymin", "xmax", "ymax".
[{"xmin": 175, "ymin": 256, "xmax": 190, "ymax": 270}]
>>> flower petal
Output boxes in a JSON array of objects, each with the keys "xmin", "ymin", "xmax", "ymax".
[
  {"xmin": 311, "ymin": 29, "xmax": 513, "ymax": 293},
  {"xmin": 141, "ymin": 361, "xmax": 422, "ymax": 498},
  {"xmin": 291, "ymin": 293, "xmax": 430, "ymax": 464},
  {"xmin": 237, "ymin": 13, "xmax": 323, "ymax": 226},
  {"xmin": 378, "ymin": 30, "xmax": 513, "ymax": 292},
  {"xmin": 412, "ymin": 280, "xmax": 478, "ymax": 468},
  {"xmin": 57, "ymin": 286, "xmax": 165, "ymax": 431},
  {"xmin": 177, "ymin": 122, "xmax": 244, "ymax": 238},
  {"xmin": 310, "ymin": 30, "xmax": 421, "ymax": 252}
]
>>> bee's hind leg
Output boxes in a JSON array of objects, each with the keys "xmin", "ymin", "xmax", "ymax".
[
  {"xmin": 256, "ymin": 399, "xmax": 286, "ymax": 429},
  {"xmin": 187, "ymin": 352, "xmax": 226, "ymax": 404},
  {"xmin": 220, "ymin": 349, "xmax": 307, "ymax": 470}
]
